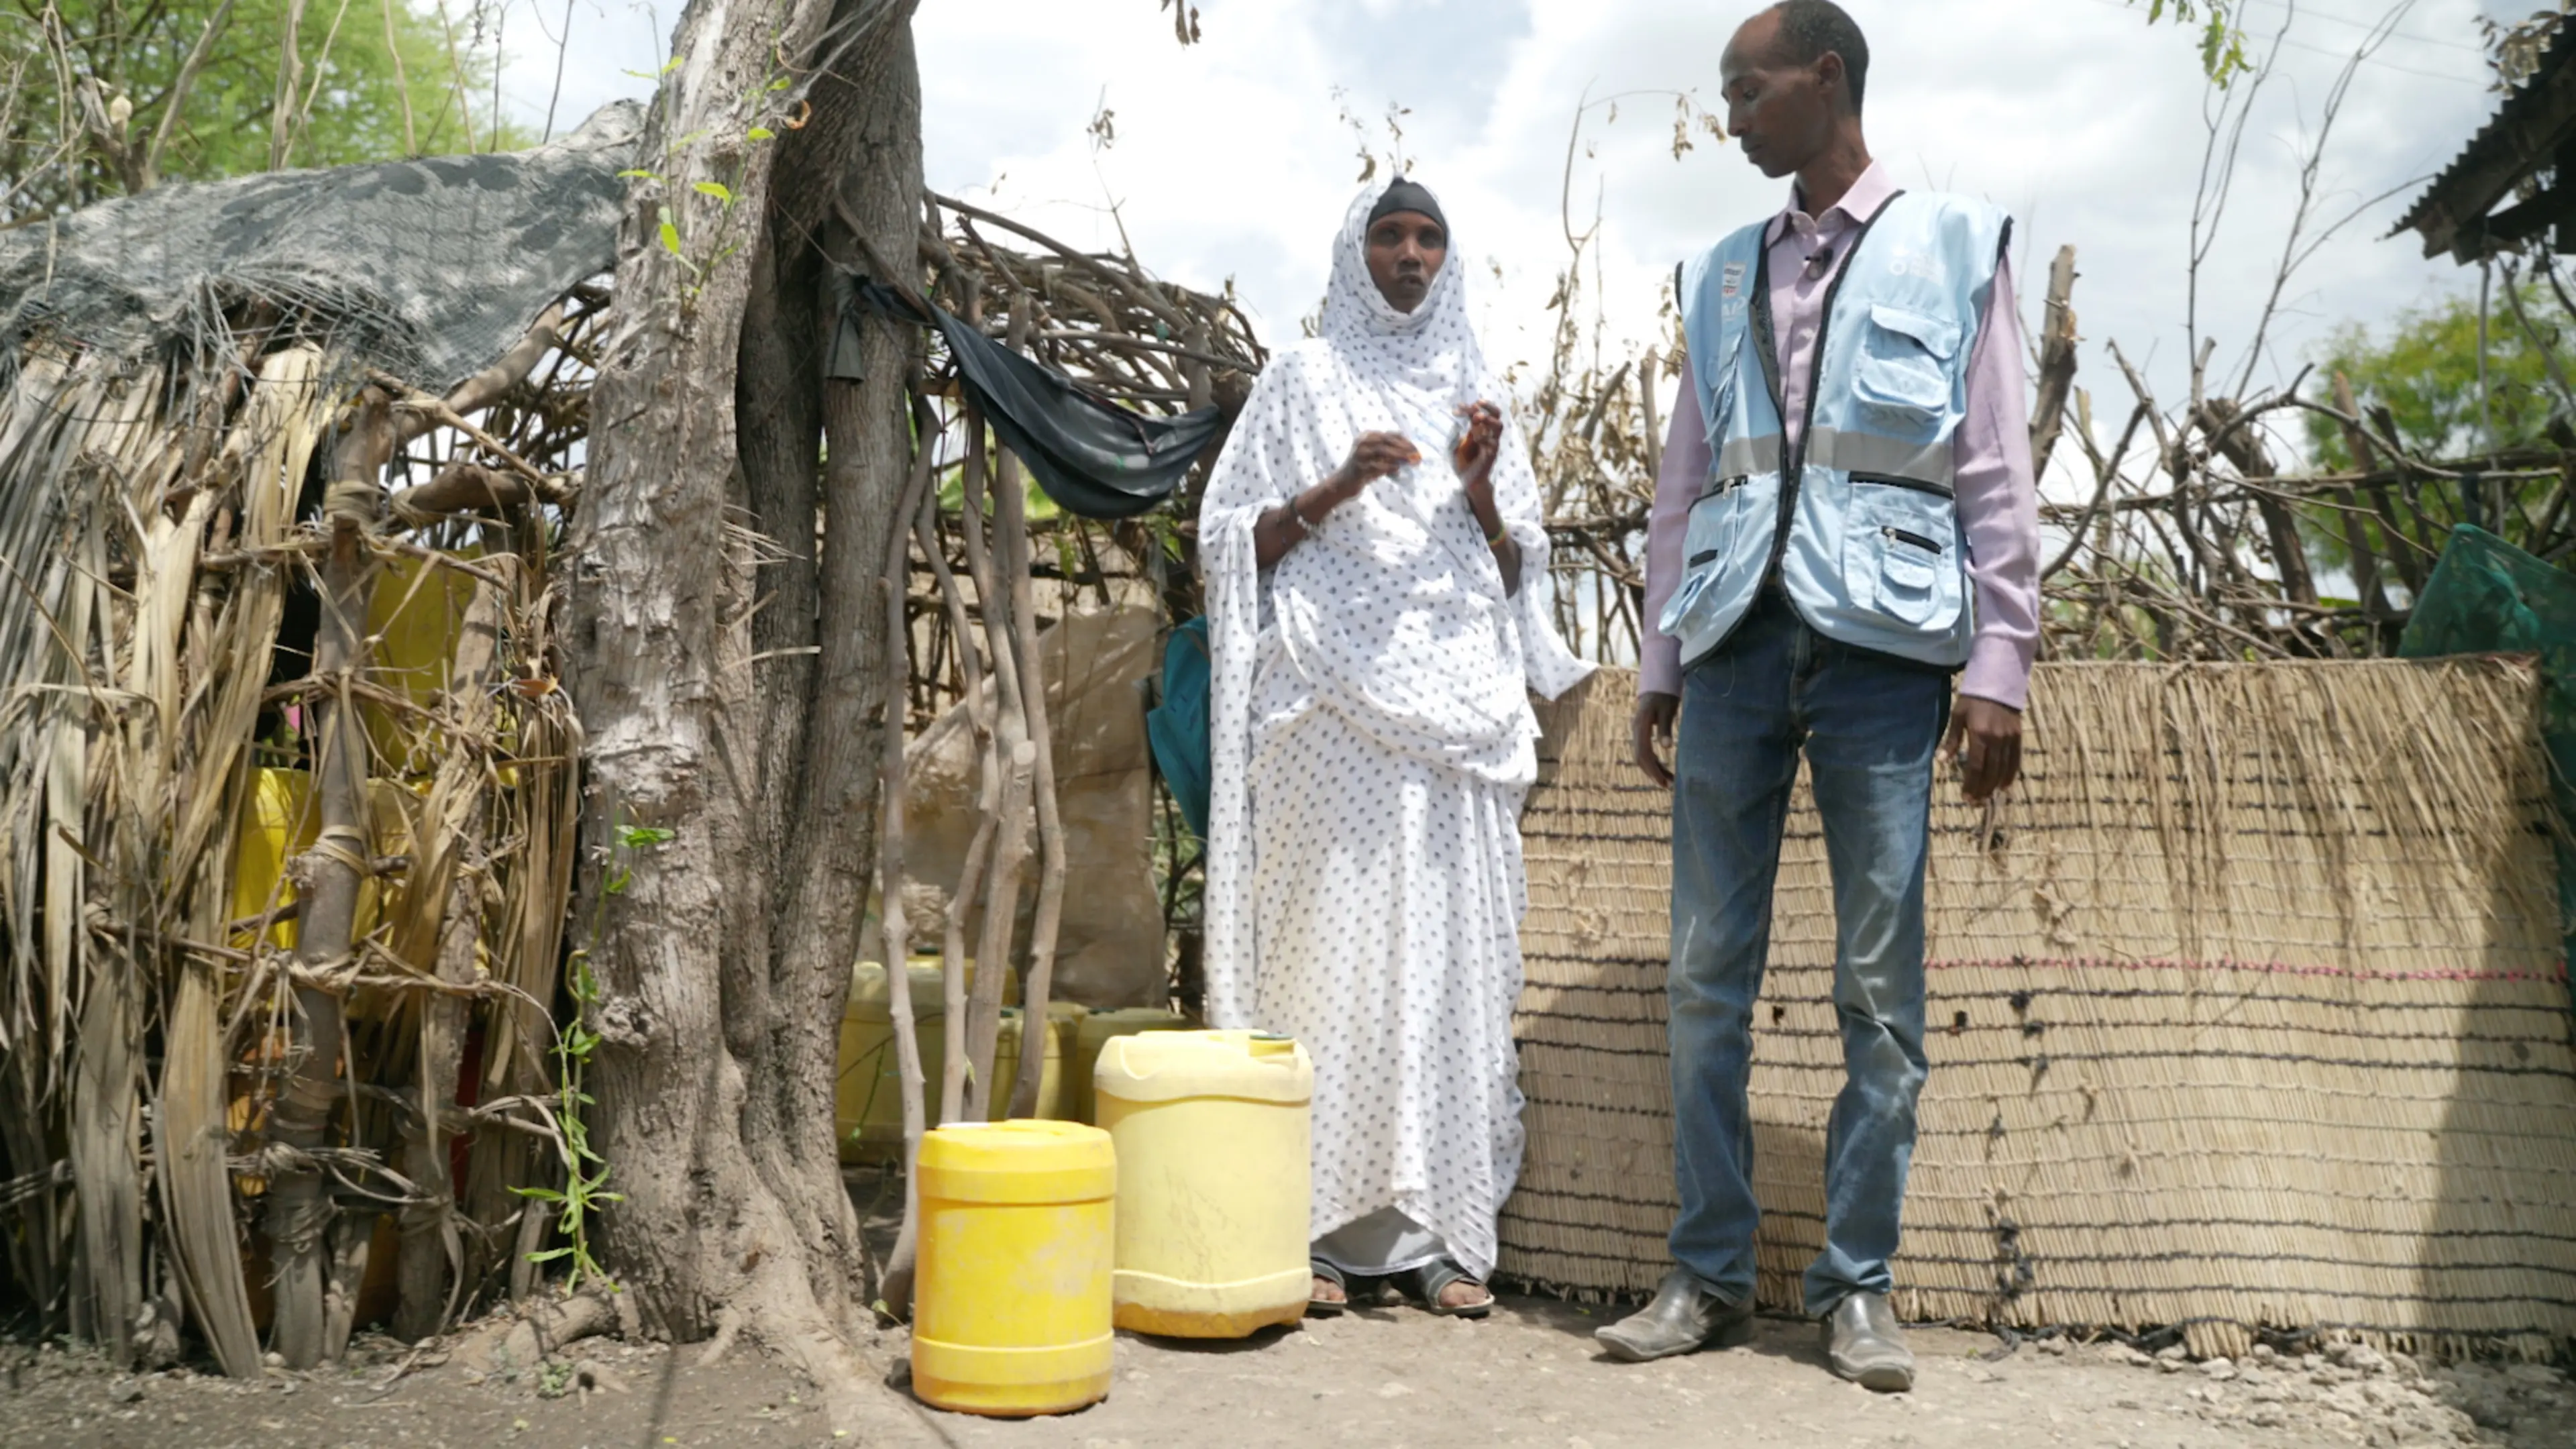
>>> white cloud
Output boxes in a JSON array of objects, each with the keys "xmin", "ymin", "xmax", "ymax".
[{"xmin": 500, "ymin": 0, "xmax": 2511, "ymax": 479}]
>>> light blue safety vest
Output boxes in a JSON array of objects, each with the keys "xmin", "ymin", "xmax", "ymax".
[{"xmin": 1659, "ymin": 191, "xmax": 2010, "ymax": 671}]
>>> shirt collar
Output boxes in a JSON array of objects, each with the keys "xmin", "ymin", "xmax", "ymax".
[{"xmin": 1766, "ymin": 160, "xmax": 1895, "ymax": 246}]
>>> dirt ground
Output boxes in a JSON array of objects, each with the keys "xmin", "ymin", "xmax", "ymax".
[{"xmin": 7, "ymin": 1296, "xmax": 2576, "ymax": 1449}]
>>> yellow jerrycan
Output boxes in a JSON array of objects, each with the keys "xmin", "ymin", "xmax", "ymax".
[
  {"xmin": 1095, "ymin": 1030, "xmax": 1313, "ymax": 1337},
  {"xmin": 912, "ymin": 1120, "xmax": 1116, "ymax": 1417},
  {"xmin": 1068, "ymin": 1006, "xmax": 1189, "ymax": 1124}
]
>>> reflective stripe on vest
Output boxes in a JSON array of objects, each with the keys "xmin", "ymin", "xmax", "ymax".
[{"xmin": 1661, "ymin": 191, "xmax": 2007, "ymax": 670}]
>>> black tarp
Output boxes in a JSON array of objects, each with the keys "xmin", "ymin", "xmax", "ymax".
[{"xmin": 842, "ymin": 276, "xmax": 1220, "ymax": 521}]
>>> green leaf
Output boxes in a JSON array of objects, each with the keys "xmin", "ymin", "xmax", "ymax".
[
  {"xmin": 617, "ymin": 824, "xmax": 677, "ymax": 849},
  {"xmin": 657, "ymin": 221, "xmax": 684, "ymax": 258},
  {"xmin": 747, "ymin": 126, "xmax": 776, "ymax": 142},
  {"xmin": 616, "ymin": 168, "xmax": 661, "ymax": 181},
  {"xmin": 693, "ymin": 180, "xmax": 734, "ymax": 203}
]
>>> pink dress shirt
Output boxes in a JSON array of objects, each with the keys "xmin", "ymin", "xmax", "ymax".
[{"xmin": 1640, "ymin": 162, "xmax": 2041, "ymax": 709}]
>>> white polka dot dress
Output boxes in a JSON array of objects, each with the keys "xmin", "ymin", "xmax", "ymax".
[{"xmin": 1197, "ymin": 182, "xmax": 1593, "ymax": 1281}]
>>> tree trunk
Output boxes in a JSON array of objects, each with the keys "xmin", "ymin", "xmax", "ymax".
[{"xmin": 566, "ymin": 0, "xmax": 927, "ymax": 1432}]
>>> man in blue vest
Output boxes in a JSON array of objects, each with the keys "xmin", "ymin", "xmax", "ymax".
[{"xmin": 1595, "ymin": 0, "xmax": 2040, "ymax": 1391}]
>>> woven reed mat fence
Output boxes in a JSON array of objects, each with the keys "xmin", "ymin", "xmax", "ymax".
[{"xmin": 1505, "ymin": 659, "xmax": 2575, "ymax": 1359}]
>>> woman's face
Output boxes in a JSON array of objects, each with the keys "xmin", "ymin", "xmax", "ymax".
[{"xmin": 1365, "ymin": 211, "xmax": 1447, "ymax": 313}]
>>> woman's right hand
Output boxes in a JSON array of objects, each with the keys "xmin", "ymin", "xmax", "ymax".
[
  {"xmin": 1255, "ymin": 432, "xmax": 1421, "ymax": 570},
  {"xmin": 1328, "ymin": 431, "xmax": 1421, "ymax": 500}
]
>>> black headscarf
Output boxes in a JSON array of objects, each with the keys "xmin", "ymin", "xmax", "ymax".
[{"xmin": 1365, "ymin": 176, "xmax": 1448, "ymax": 235}]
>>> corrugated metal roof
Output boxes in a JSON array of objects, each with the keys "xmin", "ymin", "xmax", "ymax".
[{"xmin": 2396, "ymin": 22, "xmax": 2576, "ymax": 258}]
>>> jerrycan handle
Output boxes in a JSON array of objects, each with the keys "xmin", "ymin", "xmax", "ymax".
[{"xmin": 1247, "ymin": 1032, "xmax": 1297, "ymax": 1063}]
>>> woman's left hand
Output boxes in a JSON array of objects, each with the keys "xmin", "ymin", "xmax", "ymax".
[
  {"xmin": 1454, "ymin": 400, "xmax": 1522, "ymax": 594},
  {"xmin": 1454, "ymin": 400, "xmax": 1505, "ymax": 508}
]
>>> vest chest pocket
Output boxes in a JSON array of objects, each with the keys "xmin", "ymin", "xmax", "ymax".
[
  {"xmin": 1844, "ymin": 480, "xmax": 1964, "ymax": 631},
  {"xmin": 1851, "ymin": 303, "xmax": 1962, "ymax": 425}
]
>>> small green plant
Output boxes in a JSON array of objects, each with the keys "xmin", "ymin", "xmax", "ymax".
[
  {"xmin": 515, "ymin": 947, "xmax": 621, "ymax": 1289},
  {"xmin": 614, "ymin": 60, "xmax": 798, "ymax": 309},
  {"xmin": 513, "ymin": 819, "xmax": 674, "ymax": 1289},
  {"xmin": 537, "ymin": 1358, "xmax": 576, "ymax": 1398},
  {"xmin": 2132, "ymin": 0, "xmax": 2251, "ymax": 87}
]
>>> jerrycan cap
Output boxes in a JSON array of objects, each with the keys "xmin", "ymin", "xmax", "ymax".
[
  {"xmin": 1093, "ymin": 1028, "xmax": 1313, "ymax": 1107},
  {"xmin": 917, "ymin": 1119, "xmax": 1115, "ymax": 1204}
]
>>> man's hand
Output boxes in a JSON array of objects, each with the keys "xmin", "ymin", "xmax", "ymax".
[
  {"xmin": 1942, "ymin": 695, "xmax": 2023, "ymax": 802},
  {"xmin": 1633, "ymin": 690, "xmax": 1680, "ymax": 789}
]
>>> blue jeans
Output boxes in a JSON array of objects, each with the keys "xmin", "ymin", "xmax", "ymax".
[{"xmin": 1666, "ymin": 590, "xmax": 1948, "ymax": 1314}]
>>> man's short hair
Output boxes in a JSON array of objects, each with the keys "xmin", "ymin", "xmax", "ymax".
[{"xmin": 1767, "ymin": 0, "xmax": 1870, "ymax": 112}]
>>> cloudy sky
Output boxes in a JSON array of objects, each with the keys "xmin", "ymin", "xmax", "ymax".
[{"xmin": 498, "ymin": 0, "xmax": 2508, "ymax": 476}]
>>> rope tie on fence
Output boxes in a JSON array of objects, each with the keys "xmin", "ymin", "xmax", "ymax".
[
  {"xmin": 309, "ymin": 824, "xmax": 372, "ymax": 879},
  {"xmin": 322, "ymin": 477, "xmax": 384, "ymax": 529}
]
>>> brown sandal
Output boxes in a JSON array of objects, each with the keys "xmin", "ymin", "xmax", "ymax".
[
  {"xmin": 1309, "ymin": 1258, "xmax": 1349, "ymax": 1318},
  {"xmin": 1399, "ymin": 1258, "xmax": 1493, "ymax": 1319}
]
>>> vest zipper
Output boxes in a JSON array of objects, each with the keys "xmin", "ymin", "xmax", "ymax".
[
  {"xmin": 1848, "ymin": 470, "xmax": 1953, "ymax": 498},
  {"xmin": 1882, "ymin": 525, "xmax": 1942, "ymax": 554},
  {"xmin": 1754, "ymin": 191, "xmax": 1909, "ymax": 592}
]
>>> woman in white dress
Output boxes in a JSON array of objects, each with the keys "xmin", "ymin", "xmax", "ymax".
[{"xmin": 1198, "ymin": 178, "xmax": 1591, "ymax": 1316}]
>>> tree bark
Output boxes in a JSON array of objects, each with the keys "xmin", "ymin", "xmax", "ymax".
[{"xmin": 566, "ymin": 0, "xmax": 927, "ymax": 1433}]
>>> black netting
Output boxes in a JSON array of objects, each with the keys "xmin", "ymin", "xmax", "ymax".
[{"xmin": 0, "ymin": 103, "xmax": 640, "ymax": 392}]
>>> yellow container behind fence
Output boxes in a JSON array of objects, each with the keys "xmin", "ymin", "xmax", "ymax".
[
  {"xmin": 1069, "ymin": 1007, "xmax": 1189, "ymax": 1125},
  {"xmin": 231, "ymin": 769, "xmax": 317, "ymax": 949},
  {"xmin": 837, "ymin": 959, "xmax": 951, "ymax": 1165},
  {"xmin": 229, "ymin": 769, "xmax": 418, "ymax": 954},
  {"xmin": 1096, "ymin": 1030, "xmax": 1313, "ymax": 1338},
  {"xmin": 363, "ymin": 549, "xmax": 481, "ymax": 777},
  {"xmin": 987, "ymin": 1006, "xmax": 1075, "ymax": 1122},
  {"xmin": 839, "ymin": 965, "xmax": 1068, "ymax": 1161},
  {"xmin": 912, "ymin": 1120, "xmax": 1116, "ymax": 1417}
]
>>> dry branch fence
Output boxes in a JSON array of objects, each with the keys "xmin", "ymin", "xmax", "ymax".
[
  {"xmin": 0, "ymin": 292, "xmax": 599, "ymax": 1371},
  {"xmin": 0, "ymin": 194, "xmax": 1267, "ymax": 1368}
]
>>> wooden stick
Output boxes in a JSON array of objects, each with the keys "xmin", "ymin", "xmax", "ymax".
[
  {"xmin": 916, "ymin": 468, "xmax": 991, "ymax": 1130},
  {"xmin": 874, "ymin": 405, "xmax": 938, "ymax": 1310},
  {"xmin": 266, "ymin": 391, "xmax": 392, "ymax": 1369},
  {"xmin": 955, "ymin": 405, "xmax": 1032, "ymax": 1124},
  {"xmin": 2028, "ymin": 246, "xmax": 2080, "ymax": 483}
]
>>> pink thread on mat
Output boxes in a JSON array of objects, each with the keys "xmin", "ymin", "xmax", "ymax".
[{"xmin": 1924, "ymin": 955, "xmax": 2571, "ymax": 984}]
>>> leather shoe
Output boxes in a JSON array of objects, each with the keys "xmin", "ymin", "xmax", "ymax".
[
  {"xmin": 1823, "ymin": 1291, "xmax": 1915, "ymax": 1392},
  {"xmin": 1593, "ymin": 1269, "xmax": 1754, "ymax": 1362}
]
